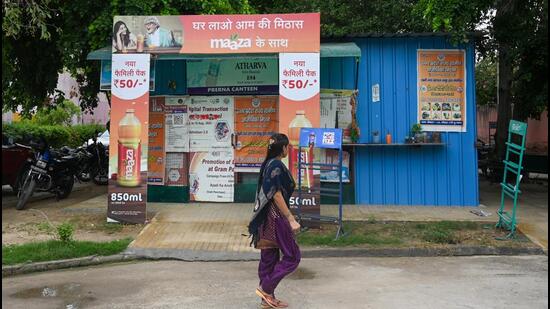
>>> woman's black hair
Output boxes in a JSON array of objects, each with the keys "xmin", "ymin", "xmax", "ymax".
[
  {"xmin": 257, "ymin": 133, "xmax": 289, "ymax": 192},
  {"xmin": 113, "ymin": 21, "xmax": 131, "ymax": 50}
]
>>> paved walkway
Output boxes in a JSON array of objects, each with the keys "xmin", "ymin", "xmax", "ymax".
[
  {"xmin": 60, "ymin": 179, "xmax": 547, "ymax": 257},
  {"xmin": 2, "ymin": 256, "xmax": 547, "ymax": 308}
]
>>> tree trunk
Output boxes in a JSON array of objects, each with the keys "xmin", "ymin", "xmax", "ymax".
[
  {"xmin": 494, "ymin": 0, "xmax": 515, "ymax": 161},
  {"xmin": 495, "ymin": 48, "xmax": 513, "ymax": 160}
]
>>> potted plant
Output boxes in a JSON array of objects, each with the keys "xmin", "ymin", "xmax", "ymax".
[{"xmin": 411, "ymin": 124, "xmax": 423, "ymax": 143}]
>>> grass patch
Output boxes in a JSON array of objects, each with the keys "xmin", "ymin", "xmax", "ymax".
[
  {"xmin": 296, "ymin": 221, "xmax": 534, "ymax": 248},
  {"xmin": 2, "ymin": 238, "xmax": 133, "ymax": 266}
]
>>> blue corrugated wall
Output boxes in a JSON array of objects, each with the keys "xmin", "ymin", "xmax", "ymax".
[{"xmin": 321, "ymin": 37, "xmax": 479, "ymax": 206}]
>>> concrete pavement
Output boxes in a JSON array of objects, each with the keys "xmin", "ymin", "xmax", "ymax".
[{"xmin": 2, "ymin": 256, "xmax": 547, "ymax": 308}]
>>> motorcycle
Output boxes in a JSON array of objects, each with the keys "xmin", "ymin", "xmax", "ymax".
[
  {"xmin": 59, "ymin": 133, "xmax": 108, "ymax": 185},
  {"xmin": 16, "ymin": 139, "xmax": 85, "ymax": 210}
]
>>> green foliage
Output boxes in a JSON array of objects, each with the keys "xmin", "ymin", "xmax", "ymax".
[
  {"xmin": 411, "ymin": 123, "xmax": 423, "ymax": 134},
  {"xmin": 32, "ymin": 100, "xmax": 81, "ymax": 126},
  {"xmin": 56, "ymin": 222, "xmax": 75, "ymax": 242},
  {"xmin": 2, "ymin": 122, "xmax": 104, "ymax": 148},
  {"xmin": 475, "ymin": 57, "xmax": 497, "ymax": 106},
  {"xmin": 2, "ymin": 238, "xmax": 133, "ymax": 265}
]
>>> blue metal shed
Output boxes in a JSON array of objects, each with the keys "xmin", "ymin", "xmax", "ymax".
[{"xmin": 321, "ymin": 34, "xmax": 479, "ymax": 206}]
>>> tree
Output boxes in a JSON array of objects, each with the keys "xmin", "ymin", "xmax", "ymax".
[
  {"xmin": 32, "ymin": 99, "xmax": 81, "ymax": 126},
  {"xmin": 475, "ymin": 57, "xmax": 497, "ymax": 107},
  {"xmin": 2, "ymin": 0, "xmax": 254, "ymax": 116},
  {"xmin": 417, "ymin": 0, "xmax": 548, "ymax": 160}
]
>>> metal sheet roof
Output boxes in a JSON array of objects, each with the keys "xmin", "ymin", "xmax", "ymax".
[{"xmin": 87, "ymin": 42, "xmax": 361, "ymax": 60}]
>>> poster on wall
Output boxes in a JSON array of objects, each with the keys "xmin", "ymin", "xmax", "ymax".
[
  {"xmin": 108, "ymin": 53, "xmax": 150, "ymax": 224},
  {"xmin": 319, "ymin": 149, "xmax": 350, "ymax": 183},
  {"xmin": 234, "ymin": 96, "xmax": 278, "ymax": 172},
  {"xmin": 187, "ymin": 59, "xmax": 278, "ymax": 95},
  {"xmin": 147, "ymin": 112, "xmax": 165, "ymax": 185},
  {"xmin": 165, "ymin": 152, "xmax": 189, "ymax": 186},
  {"xmin": 165, "ymin": 96, "xmax": 190, "ymax": 152},
  {"xmin": 320, "ymin": 89, "xmax": 354, "ymax": 143},
  {"xmin": 279, "ymin": 52, "xmax": 321, "ymax": 218},
  {"xmin": 189, "ymin": 150, "xmax": 234, "ymax": 202},
  {"xmin": 188, "ymin": 96, "xmax": 234, "ymax": 152},
  {"xmin": 417, "ymin": 49, "xmax": 466, "ymax": 132}
]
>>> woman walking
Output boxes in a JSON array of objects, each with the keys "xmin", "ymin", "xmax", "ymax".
[{"xmin": 248, "ymin": 133, "xmax": 301, "ymax": 308}]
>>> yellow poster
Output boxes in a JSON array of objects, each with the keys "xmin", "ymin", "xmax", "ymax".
[{"xmin": 417, "ymin": 50, "xmax": 466, "ymax": 132}]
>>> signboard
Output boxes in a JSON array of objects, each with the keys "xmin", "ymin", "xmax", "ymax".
[
  {"xmin": 417, "ymin": 49, "xmax": 466, "ymax": 132},
  {"xmin": 320, "ymin": 89, "xmax": 354, "ymax": 143},
  {"xmin": 108, "ymin": 53, "xmax": 150, "ymax": 224},
  {"xmin": 299, "ymin": 128, "xmax": 343, "ymax": 149},
  {"xmin": 187, "ymin": 59, "xmax": 278, "ymax": 95},
  {"xmin": 147, "ymin": 112, "xmax": 165, "ymax": 185},
  {"xmin": 234, "ymin": 96, "xmax": 278, "ymax": 172},
  {"xmin": 100, "ymin": 60, "xmax": 155, "ymax": 91},
  {"xmin": 113, "ymin": 14, "xmax": 319, "ymax": 54},
  {"xmin": 189, "ymin": 150, "xmax": 234, "ymax": 202},
  {"xmin": 188, "ymin": 96, "xmax": 234, "ymax": 152},
  {"xmin": 165, "ymin": 96, "xmax": 190, "ymax": 152},
  {"xmin": 165, "ymin": 153, "xmax": 189, "ymax": 186}
]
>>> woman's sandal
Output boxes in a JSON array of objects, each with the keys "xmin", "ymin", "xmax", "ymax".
[
  {"xmin": 261, "ymin": 298, "xmax": 288, "ymax": 308},
  {"xmin": 255, "ymin": 288, "xmax": 280, "ymax": 308}
]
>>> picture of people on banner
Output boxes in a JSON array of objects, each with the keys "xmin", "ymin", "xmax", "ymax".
[{"xmin": 112, "ymin": 16, "xmax": 183, "ymax": 53}]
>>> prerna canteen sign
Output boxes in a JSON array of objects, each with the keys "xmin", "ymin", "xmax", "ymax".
[
  {"xmin": 186, "ymin": 58, "xmax": 278, "ymax": 95},
  {"xmin": 417, "ymin": 49, "xmax": 466, "ymax": 132}
]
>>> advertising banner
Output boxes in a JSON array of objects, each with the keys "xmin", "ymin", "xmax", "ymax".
[
  {"xmin": 188, "ymin": 96, "xmax": 234, "ymax": 152},
  {"xmin": 279, "ymin": 52, "xmax": 320, "ymax": 218},
  {"xmin": 189, "ymin": 150, "xmax": 234, "ymax": 202},
  {"xmin": 113, "ymin": 14, "xmax": 319, "ymax": 54},
  {"xmin": 187, "ymin": 59, "xmax": 278, "ymax": 95},
  {"xmin": 320, "ymin": 89, "xmax": 354, "ymax": 143},
  {"xmin": 100, "ymin": 60, "xmax": 155, "ymax": 91},
  {"xmin": 417, "ymin": 49, "xmax": 466, "ymax": 132},
  {"xmin": 165, "ymin": 152, "xmax": 189, "ymax": 186},
  {"xmin": 234, "ymin": 96, "xmax": 278, "ymax": 172},
  {"xmin": 108, "ymin": 53, "xmax": 150, "ymax": 224},
  {"xmin": 165, "ymin": 96, "xmax": 190, "ymax": 152},
  {"xmin": 147, "ymin": 112, "xmax": 165, "ymax": 185}
]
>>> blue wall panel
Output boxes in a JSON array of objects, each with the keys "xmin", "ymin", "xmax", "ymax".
[{"xmin": 323, "ymin": 36, "xmax": 478, "ymax": 206}]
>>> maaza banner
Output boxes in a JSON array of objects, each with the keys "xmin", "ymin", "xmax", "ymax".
[
  {"xmin": 188, "ymin": 96, "xmax": 234, "ymax": 152},
  {"xmin": 279, "ymin": 52, "xmax": 320, "ymax": 218},
  {"xmin": 189, "ymin": 150, "xmax": 234, "ymax": 202},
  {"xmin": 187, "ymin": 59, "xmax": 278, "ymax": 95},
  {"xmin": 101, "ymin": 60, "xmax": 155, "ymax": 91},
  {"xmin": 147, "ymin": 112, "xmax": 165, "ymax": 185},
  {"xmin": 108, "ymin": 53, "xmax": 150, "ymax": 224},
  {"xmin": 417, "ymin": 49, "xmax": 466, "ymax": 132},
  {"xmin": 234, "ymin": 96, "xmax": 278, "ymax": 172}
]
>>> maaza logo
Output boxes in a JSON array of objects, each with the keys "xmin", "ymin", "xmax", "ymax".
[{"xmin": 210, "ymin": 34, "xmax": 252, "ymax": 51}]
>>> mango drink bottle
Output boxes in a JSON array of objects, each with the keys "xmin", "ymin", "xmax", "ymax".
[
  {"xmin": 117, "ymin": 108, "xmax": 142, "ymax": 187},
  {"xmin": 288, "ymin": 111, "xmax": 313, "ymax": 190}
]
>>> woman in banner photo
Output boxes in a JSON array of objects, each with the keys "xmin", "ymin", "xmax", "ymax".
[
  {"xmin": 112, "ymin": 21, "xmax": 137, "ymax": 52},
  {"xmin": 248, "ymin": 134, "xmax": 301, "ymax": 309}
]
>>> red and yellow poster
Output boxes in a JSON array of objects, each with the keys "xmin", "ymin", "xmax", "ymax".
[
  {"xmin": 147, "ymin": 112, "xmax": 165, "ymax": 185},
  {"xmin": 234, "ymin": 96, "xmax": 278, "ymax": 172},
  {"xmin": 279, "ymin": 53, "xmax": 321, "ymax": 218},
  {"xmin": 108, "ymin": 54, "xmax": 150, "ymax": 224},
  {"xmin": 417, "ymin": 49, "xmax": 466, "ymax": 132}
]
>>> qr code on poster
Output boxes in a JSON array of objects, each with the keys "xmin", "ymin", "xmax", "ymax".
[
  {"xmin": 323, "ymin": 132, "xmax": 335, "ymax": 145},
  {"xmin": 173, "ymin": 114, "xmax": 184, "ymax": 125}
]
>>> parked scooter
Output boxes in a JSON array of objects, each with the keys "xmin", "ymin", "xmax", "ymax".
[{"xmin": 16, "ymin": 138, "xmax": 85, "ymax": 210}]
